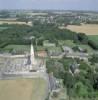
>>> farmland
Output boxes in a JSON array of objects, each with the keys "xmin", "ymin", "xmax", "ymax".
[
  {"xmin": 66, "ymin": 24, "xmax": 98, "ymax": 35},
  {"xmin": 0, "ymin": 78, "xmax": 47, "ymax": 100},
  {"xmin": 0, "ymin": 18, "xmax": 32, "ymax": 26},
  {"xmin": 0, "ymin": 20, "xmax": 27, "ymax": 25}
]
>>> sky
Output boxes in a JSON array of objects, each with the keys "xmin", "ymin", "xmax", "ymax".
[{"xmin": 0, "ymin": 0, "xmax": 98, "ymax": 11}]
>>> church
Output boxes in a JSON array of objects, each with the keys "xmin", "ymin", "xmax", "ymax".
[{"xmin": 0, "ymin": 41, "xmax": 46, "ymax": 79}]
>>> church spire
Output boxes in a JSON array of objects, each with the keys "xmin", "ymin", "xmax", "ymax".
[{"xmin": 30, "ymin": 40, "xmax": 35, "ymax": 65}]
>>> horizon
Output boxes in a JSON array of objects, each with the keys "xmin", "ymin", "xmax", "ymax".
[{"xmin": 0, "ymin": 0, "xmax": 98, "ymax": 11}]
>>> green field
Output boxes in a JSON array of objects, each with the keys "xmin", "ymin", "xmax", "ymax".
[
  {"xmin": 58, "ymin": 40, "xmax": 76, "ymax": 47},
  {"xmin": 0, "ymin": 78, "xmax": 47, "ymax": 100},
  {"xmin": 36, "ymin": 46, "xmax": 46, "ymax": 51},
  {"xmin": 0, "ymin": 27, "xmax": 8, "ymax": 31},
  {"xmin": 4, "ymin": 44, "xmax": 30, "ymax": 52},
  {"xmin": 4, "ymin": 45, "xmax": 48, "ymax": 52},
  {"xmin": 88, "ymin": 35, "xmax": 98, "ymax": 43},
  {"xmin": 58, "ymin": 40, "xmax": 94, "ymax": 53},
  {"xmin": 78, "ymin": 44, "xmax": 95, "ymax": 53}
]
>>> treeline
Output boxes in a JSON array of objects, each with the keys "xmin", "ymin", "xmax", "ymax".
[
  {"xmin": 0, "ymin": 24, "xmax": 31, "ymax": 45},
  {"xmin": 88, "ymin": 40, "xmax": 98, "ymax": 50},
  {"xmin": 0, "ymin": 23, "xmax": 78, "ymax": 46},
  {"xmin": 77, "ymin": 33, "xmax": 98, "ymax": 50},
  {"xmin": 0, "ymin": 10, "xmax": 10, "ymax": 18},
  {"xmin": 0, "ymin": 42, "xmax": 9, "ymax": 48},
  {"xmin": 86, "ymin": 20, "xmax": 98, "ymax": 24},
  {"xmin": 0, "ymin": 23, "xmax": 98, "ymax": 50}
]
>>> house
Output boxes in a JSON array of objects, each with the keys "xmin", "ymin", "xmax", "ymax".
[
  {"xmin": 47, "ymin": 47, "xmax": 62, "ymax": 57},
  {"xmin": 62, "ymin": 46, "xmax": 73, "ymax": 54},
  {"xmin": 66, "ymin": 52, "xmax": 89, "ymax": 61}
]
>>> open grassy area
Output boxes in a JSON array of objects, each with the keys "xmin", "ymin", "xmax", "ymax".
[
  {"xmin": 88, "ymin": 35, "xmax": 98, "ymax": 43},
  {"xmin": 77, "ymin": 44, "xmax": 95, "ymax": 53},
  {"xmin": 58, "ymin": 40, "xmax": 94, "ymax": 53},
  {"xmin": 4, "ymin": 45, "xmax": 47, "ymax": 53},
  {"xmin": 0, "ymin": 78, "xmax": 47, "ymax": 100},
  {"xmin": 4, "ymin": 44, "xmax": 30, "ymax": 52},
  {"xmin": 0, "ymin": 27, "xmax": 8, "ymax": 31},
  {"xmin": 36, "ymin": 46, "xmax": 46, "ymax": 51},
  {"xmin": 58, "ymin": 40, "xmax": 76, "ymax": 47}
]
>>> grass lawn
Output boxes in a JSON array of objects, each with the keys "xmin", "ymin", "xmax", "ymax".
[
  {"xmin": 36, "ymin": 46, "xmax": 46, "ymax": 51},
  {"xmin": 0, "ymin": 27, "xmax": 8, "ymax": 31},
  {"xmin": 48, "ymin": 46, "xmax": 62, "ymax": 52},
  {"xmin": 0, "ymin": 78, "xmax": 47, "ymax": 100},
  {"xmin": 88, "ymin": 35, "xmax": 98, "ymax": 43},
  {"xmin": 4, "ymin": 45, "xmax": 47, "ymax": 52},
  {"xmin": 77, "ymin": 44, "xmax": 95, "ymax": 53},
  {"xmin": 58, "ymin": 40, "xmax": 95, "ymax": 53},
  {"xmin": 59, "ymin": 58, "xmax": 74, "ymax": 70},
  {"xmin": 88, "ymin": 35, "xmax": 98, "ymax": 39},
  {"xmin": 4, "ymin": 44, "xmax": 30, "ymax": 52},
  {"xmin": 58, "ymin": 40, "xmax": 76, "ymax": 47}
]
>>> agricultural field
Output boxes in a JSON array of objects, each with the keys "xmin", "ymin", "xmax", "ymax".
[
  {"xmin": 0, "ymin": 18, "xmax": 17, "ymax": 21},
  {"xmin": 0, "ymin": 78, "xmax": 47, "ymax": 100},
  {"xmin": 27, "ymin": 12, "xmax": 48, "ymax": 16},
  {"xmin": 0, "ymin": 20, "xmax": 27, "ymax": 25},
  {"xmin": 66, "ymin": 24, "xmax": 98, "ymax": 35},
  {"xmin": 0, "ymin": 20, "xmax": 32, "ymax": 26}
]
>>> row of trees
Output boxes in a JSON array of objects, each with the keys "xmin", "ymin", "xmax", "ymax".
[
  {"xmin": 0, "ymin": 22, "xmax": 98, "ymax": 51},
  {"xmin": 76, "ymin": 33, "xmax": 98, "ymax": 50},
  {"xmin": 0, "ymin": 23, "xmax": 78, "ymax": 47}
]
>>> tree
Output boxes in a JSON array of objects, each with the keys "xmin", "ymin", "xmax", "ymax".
[
  {"xmin": 89, "ymin": 54, "xmax": 98, "ymax": 64},
  {"xmin": 78, "ymin": 33, "xmax": 88, "ymax": 44},
  {"xmin": 74, "ymin": 82, "xmax": 88, "ymax": 98},
  {"xmin": 63, "ymin": 72, "xmax": 75, "ymax": 100},
  {"xmin": 46, "ymin": 59, "xmax": 65, "ymax": 79}
]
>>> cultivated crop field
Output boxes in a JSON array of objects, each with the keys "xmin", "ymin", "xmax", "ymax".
[
  {"xmin": 0, "ymin": 78, "xmax": 47, "ymax": 100},
  {"xmin": 0, "ymin": 20, "xmax": 27, "ymax": 25},
  {"xmin": 66, "ymin": 24, "xmax": 98, "ymax": 35}
]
